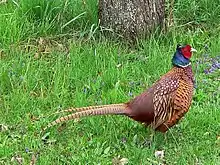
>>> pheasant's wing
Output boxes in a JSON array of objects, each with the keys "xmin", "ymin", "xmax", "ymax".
[{"xmin": 152, "ymin": 77, "xmax": 179, "ymax": 129}]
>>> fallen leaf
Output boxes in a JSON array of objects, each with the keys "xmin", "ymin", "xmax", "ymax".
[
  {"xmin": 38, "ymin": 37, "xmax": 45, "ymax": 45},
  {"xmin": 0, "ymin": 0, "xmax": 7, "ymax": 5},
  {"xmin": 30, "ymin": 153, "xmax": 38, "ymax": 165},
  {"xmin": 119, "ymin": 158, "xmax": 129, "ymax": 165},
  {"xmin": 0, "ymin": 124, "xmax": 9, "ymax": 132},
  {"xmin": 155, "ymin": 150, "xmax": 165, "ymax": 159},
  {"xmin": 216, "ymin": 135, "xmax": 220, "ymax": 145},
  {"xmin": 11, "ymin": 155, "xmax": 23, "ymax": 164},
  {"xmin": 30, "ymin": 91, "xmax": 38, "ymax": 97},
  {"xmin": 112, "ymin": 156, "xmax": 128, "ymax": 165},
  {"xmin": 44, "ymin": 46, "xmax": 52, "ymax": 53},
  {"xmin": 195, "ymin": 157, "xmax": 202, "ymax": 165},
  {"xmin": 34, "ymin": 52, "xmax": 40, "ymax": 59},
  {"xmin": 57, "ymin": 43, "xmax": 64, "ymax": 51}
]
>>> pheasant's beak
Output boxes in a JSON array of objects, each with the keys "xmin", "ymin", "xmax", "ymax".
[{"xmin": 190, "ymin": 48, "xmax": 197, "ymax": 52}]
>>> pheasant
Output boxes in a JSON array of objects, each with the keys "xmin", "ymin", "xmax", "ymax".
[{"xmin": 42, "ymin": 44, "xmax": 197, "ymax": 133}]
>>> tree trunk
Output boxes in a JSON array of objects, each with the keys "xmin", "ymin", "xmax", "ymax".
[{"xmin": 98, "ymin": 0, "xmax": 165, "ymax": 40}]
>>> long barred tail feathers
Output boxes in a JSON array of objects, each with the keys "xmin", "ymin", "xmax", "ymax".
[
  {"xmin": 42, "ymin": 105, "xmax": 126, "ymax": 131},
  {"xmin": 39, "ymin": 103, "xmax": 124, "ymax": 119}
]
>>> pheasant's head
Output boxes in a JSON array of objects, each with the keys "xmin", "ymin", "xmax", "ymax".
[{"xmin": 172, "ymin": 44, "xmax": 197, "ymax": 67}]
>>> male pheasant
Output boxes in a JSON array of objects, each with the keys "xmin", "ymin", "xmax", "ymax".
[{"xmin": 42, "ymin": 44, "xmax": 197, "ymax": 133}]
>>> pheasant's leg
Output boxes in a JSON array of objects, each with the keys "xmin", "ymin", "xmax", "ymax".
[
  {"xmin": 142, "ymin": 128, "xmax": 155, "ymax": 147},
  {"xmin": 164, "ymin": 132, "xmax": 168, "ymax": 142},
  {"xmin": 142, "ymin": 123, "xmax": 155, "ymax": 146},
  {"xmin": 149, "ymin": 128, "xmax": 155, "ymax": 144}
]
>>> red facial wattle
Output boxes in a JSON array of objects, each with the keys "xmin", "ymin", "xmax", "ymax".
[{"xmin": 181, "ymin": 45, "xmax": 192, "ymax": 59}]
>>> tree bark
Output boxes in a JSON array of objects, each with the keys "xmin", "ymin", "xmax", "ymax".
[{"xmin": 98, "ymin": 0, "xmax": 165, "ymax": 40}]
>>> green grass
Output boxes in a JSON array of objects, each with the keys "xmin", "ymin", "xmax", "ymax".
[{"xmin": 0, "ymin": 0, "xmax": 220, "ymax": 164}]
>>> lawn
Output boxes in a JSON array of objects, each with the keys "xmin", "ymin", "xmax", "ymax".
[{"xmin": 0, "ymin": 0, "xmax": 219, "ymax": 164}]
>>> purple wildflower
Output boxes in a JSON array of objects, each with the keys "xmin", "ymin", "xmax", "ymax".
[
  {"xmin": 213, "ymin": 62, "xmax": 220, "ymax": 69},
  {"xmin": 209, "ymin": 66, "xmax": 215, "ymax": 73},
  {"xmin": 25, "ymin": 148, "xmax": 29, "ymax": 153},
  {"xmin": 204, "ymin": 69, "xmax": 210, "ymax": 74},
  {"xmin": 203, "ymin": 55, "xmax": 220, "ymax": 74}
]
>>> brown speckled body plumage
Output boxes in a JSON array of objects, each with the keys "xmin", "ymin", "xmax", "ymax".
[
  {"xmin": 42, "ymin": 45, "xmax": 196, "ymax": 133},
  {"xmin": 126, "ymin": 65, "xmax": 194, "ymax": 132}
]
